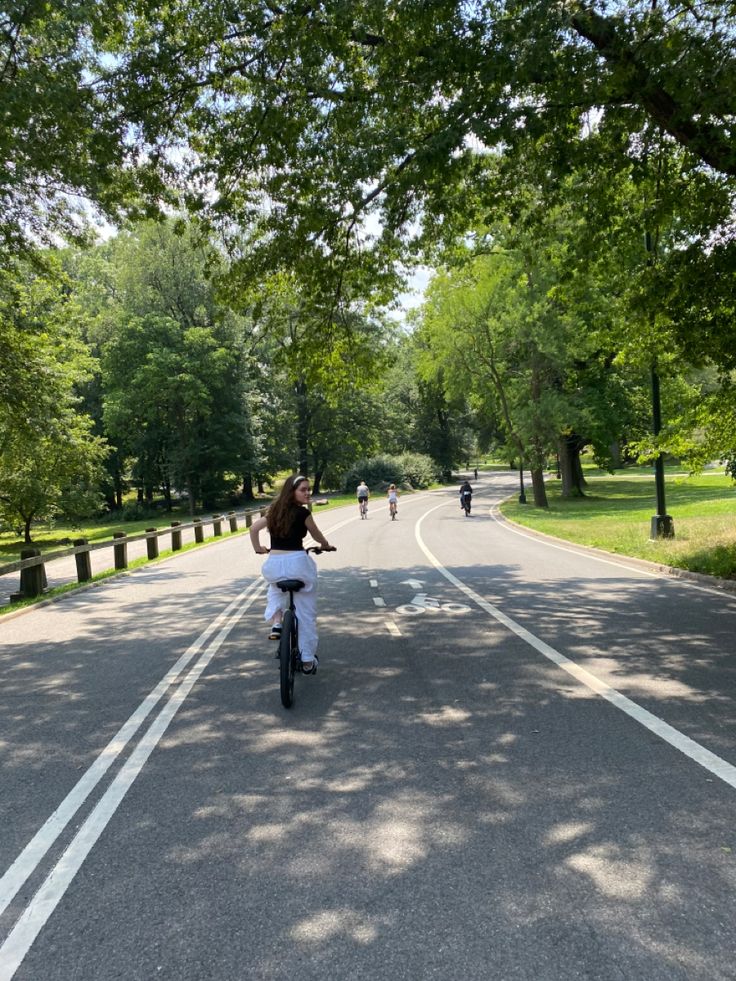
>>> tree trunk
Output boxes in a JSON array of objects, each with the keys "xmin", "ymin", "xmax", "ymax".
[
  {"xmin": 114, "ymin": 465, "xmax": 123, "ymax": 509},
  {"xmin": 573, "ymin": 449, "xmax": 587, "ymax": 489},
  {"xmin": 559, "ymin": 435, "xmax": 587, "ymax": 498},
  {"xmin": 257, "ymin": 476, "xmax": 265, "ymax": 494},
  {"xmin": 24, "ymin": 515, "xmax": 33, "ymax": 544},
  {"xmin": 312, "ymin": 469, "xmax": 323, "ymax": 495},
  {"xmin": 242, "ymin": 472, "xmax": 254, "ymax": 500},
  {"xmin": 609, "ymin": 440, "xmax": 622, "ymax": 470},
  {"xmin": 531, "ymin": 468, "xmax": 548, "ymax": 508},
  {"xmin": 295, "ymin": 378, "xmax": 309, "ymax": 477},
  {"xmin": 163, "ymin": 479, "xmax": 172, "ymax": 511}
]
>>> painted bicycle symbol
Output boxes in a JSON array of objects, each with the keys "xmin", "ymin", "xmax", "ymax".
[{"xmin": 396, "ymin": 592, "xmax": 470, "ymax": 616}]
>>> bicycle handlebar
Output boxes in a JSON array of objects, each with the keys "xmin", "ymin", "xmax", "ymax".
[{"xmin": 261, "ymin": 545, "xmax": 336, "ymax": 555}]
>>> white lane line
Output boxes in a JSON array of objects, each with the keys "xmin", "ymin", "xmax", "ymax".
[
  {"xmin": 373, "ymin": 597, "xmax": 386, "ymax": 607},
  {"xmin": 416, "ymin": 501, "xmax": 736, "ymax": 792},
  {"xmin": 385, "ymin": 620, "xmax": 401, "ymax": 637},
  {"xmin": 0, "ymin": 582, "xmax": 266, "ymax": 981},
  {"xmin": 369, "ymin": 579, "xmax": 378, "ymax": 588},
  {"xmin": 0, "ymin": 578, "xmax": 264, "ymax": 921}
]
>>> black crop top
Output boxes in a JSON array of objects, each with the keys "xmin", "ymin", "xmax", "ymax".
[{"xmin": 269, "ymin": 505, "xmax": 310, "ymax": 550}]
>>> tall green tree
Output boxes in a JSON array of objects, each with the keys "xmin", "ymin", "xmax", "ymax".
[
  {"xmin": 97, "ymin": 221, "xmax": 254, "ymax": 511},
  {"xmin": 416, "ymin": 197, "xmax": 653, "ymax": 506},
  {"xmin": 244, "ymin": 271, "xmax": 392, "ymax": 483},
  {"xmin": 103, "ymin": 313, "xmax": 248, "ymax": 510},
  {"xmin": 0, "ymin": 1, "xmax": 168, "ymax": 256},
  {"xmin": 0, "ymin": 260, "xmax": 107, "ymax": 540}
]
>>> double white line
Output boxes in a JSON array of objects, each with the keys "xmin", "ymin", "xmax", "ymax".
[{"xmin": 0, "ymin": 578, "xmax": 265, "ymax": 981}]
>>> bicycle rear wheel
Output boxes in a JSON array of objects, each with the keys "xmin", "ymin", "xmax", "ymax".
[{"xmin": 279, "ymin": 609, "xmax": 296, "ymax": 708}]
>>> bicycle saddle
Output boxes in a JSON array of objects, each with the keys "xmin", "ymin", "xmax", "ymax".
[{"xmin": 276, "ymin": 579, "xmax": 305, "ymax": 592}]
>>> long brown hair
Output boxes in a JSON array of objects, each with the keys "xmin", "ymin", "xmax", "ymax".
[{"xmin": 267, "ymin": 474, "xmax": 308, "ymax": 539}]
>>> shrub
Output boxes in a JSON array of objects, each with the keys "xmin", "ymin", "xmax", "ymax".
[
  {"xmin": 396, "ymin": 452, "xmax": 441, "ymax": 489},
  {"xmin": 342, "ymin": 455, "xmax": 402, "ymax": 493},
  {"xmin": 120, "ymin": 501, "xmax": 156, "ymax": 522},
  {"xmin": 341, "ymin": 452, "xmax": 440, "ymax": 492}
]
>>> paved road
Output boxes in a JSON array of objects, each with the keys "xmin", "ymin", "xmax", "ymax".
[{"xmin": 1, "ymin": 473, "xmax": 735, "ymax": 980}]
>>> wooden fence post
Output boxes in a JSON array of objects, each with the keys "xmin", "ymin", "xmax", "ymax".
[
  {"xmin": 228, "ymin": 511, "xmax": 238, "ymax": 532},
  {"xmin": 193, "ymin": 519, "xmax": 204, "ymax": 543},
  {"xmin": 212, "ymin": 515, "xmax": 222, "ymax": 536},
  {"xmin": 245, "ymin": 512, "xmax": 253, "ymax": 528},
  {"xmin": 171, "ymin": 521, "xmax": 182, "ymax": 550},
  {"xmin": 146, "ymin": 528, "xmax": 159, "ymax": 560},
  {"xmin": 113, "ymin": 532, "xmax": 128, "ymax": 570},
  {"xmin": 10, "ymin": 548, "xmax": 46, "ymax": 601},
  {"xmin": 74, "ymin": 539, "xmax": 92, "ymax": 582}
]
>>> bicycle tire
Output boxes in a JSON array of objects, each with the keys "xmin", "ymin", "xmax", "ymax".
[{"xmin": 280, "ymin": 609, "xmax": 296, "ymax": 708}]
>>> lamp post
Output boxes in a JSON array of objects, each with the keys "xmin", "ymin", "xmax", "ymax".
[
  {"xmin": 518, "ymin": 458, "xmax": 527, "ymax": 504},
  {"xmin": 650, "ymin": 363, "xmax": 675, "ymax": 539},
  {"xmin": 645, "ymin": 229, "xmax": 674, "ymax": 539}
]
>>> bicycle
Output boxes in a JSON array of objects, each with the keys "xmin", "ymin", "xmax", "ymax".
[
  {"xmin": 461, "ymin": 491, "xmax": 472, "ymax": 516},
  {"xmin": 389, "ymin": 500, "xmax": 397, "ymax": 521},
  {"xmin": 275, "ymin": 546, "xmax": 336, "ymax": 708},
  {"xmin": 359, "ymin": 498, "xmax": 368, "ymax": 519}
]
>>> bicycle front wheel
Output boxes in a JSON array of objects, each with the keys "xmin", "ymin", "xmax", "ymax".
[{"xmin": 279, "ymin": 609, "xmax": 296, "ymax": 708}]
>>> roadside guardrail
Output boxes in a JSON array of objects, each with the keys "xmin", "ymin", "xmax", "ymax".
[{"xmin": 2, "ymin": 506, "xmax": 268, "ymax": 603}]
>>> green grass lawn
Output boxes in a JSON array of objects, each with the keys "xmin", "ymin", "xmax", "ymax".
[{"xmin": 500, "ymin": 471, "xmax": 736, "ymax": 579}]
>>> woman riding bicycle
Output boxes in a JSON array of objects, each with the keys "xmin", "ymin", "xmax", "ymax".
[
  {"xmin": 249, "ymin": 474, "xmax": 333, "ymax": 675},
  {"xmin": 387, "ymin": 483, "xmax": 399, "ymax": 518}
]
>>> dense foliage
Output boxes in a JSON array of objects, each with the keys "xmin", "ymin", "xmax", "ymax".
[{"xmin": 2, "ymin": 2, "xmax": 735, "ymax": 539}]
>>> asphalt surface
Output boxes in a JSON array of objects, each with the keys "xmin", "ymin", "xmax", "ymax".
[{"xmin": 1, "ymin": 472, "xmax": 735, "ymax": 980}]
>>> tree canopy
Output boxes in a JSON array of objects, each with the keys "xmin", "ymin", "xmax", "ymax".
[{"xmin": 5, "ymin": 4, "xmax": 736, "ymax": 272}]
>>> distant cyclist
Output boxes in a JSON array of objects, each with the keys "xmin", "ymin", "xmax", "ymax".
[
  {"xmin": 459, "ymin": 480, "xmax": 473, "ymax": 514},
  {"xmin": 387, "ymin": 483, "xmax": 399, "ymax": 519},
  {"xmin": 357, "ymin": 480, "xmax": 369, "ymax": 518}
]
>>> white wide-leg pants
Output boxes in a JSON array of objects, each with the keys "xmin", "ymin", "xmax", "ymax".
[{"xmin": 261, "ymin": 551, "xmax": 319, "ymax": 661}]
